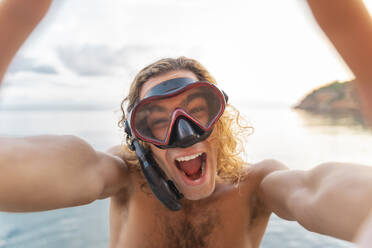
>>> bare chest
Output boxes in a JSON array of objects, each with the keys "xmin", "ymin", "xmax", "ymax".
[
  {"xmin": 110, "ymin": 184, "xmax": 270, "ymax": 248},
  {"xmin": 118, "ymin": 203, "xmax": 249, "ymax": 247}
]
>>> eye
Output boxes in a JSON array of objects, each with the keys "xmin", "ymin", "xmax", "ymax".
[
  {"xmin": 189, "ymin": 106, "xmax": 207, "ymax": 115},
  {"xmin": 186, "ymin": 98, "xmax": 209, "ymax": 125},
  {"xmin": 150, "ymin": 118, "xmax": 169, "ymax": 129},
  {"xmin": 148, "ymin": 116, "xmax": 170, "ymax": 140}
]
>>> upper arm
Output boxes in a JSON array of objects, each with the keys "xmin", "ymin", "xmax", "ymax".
[
  {"xmin": 0, "ymin": 135, "xmax": 129, "ymax": 212},
  {"xmin": 0, "ymin": 0, "xmax": 52, "ymax": 83},
  {"xmin": 260, "ymin": 162, "xmax": 372, "ymax": 241}
]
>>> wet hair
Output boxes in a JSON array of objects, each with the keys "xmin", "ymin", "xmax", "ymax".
[{"xmin": 119, "ymin": 56, "xmax": 252, "ymax": 184}]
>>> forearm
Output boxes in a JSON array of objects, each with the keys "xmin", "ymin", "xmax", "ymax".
[
  {"xmin": 262, "ymin": 162, "xmax": 372, "ymax": 241},
  {"xmin": 0, "ymin": 0, "xmax": 52, "ymax": 83},
  {"xmin": 0, "ymin": 135, "xmax": 127, "ymax": 212},
  {"xmin": 306, "ymin": 0, "xmax": 372, "ymax": 122},
  {"xmin": 307, "ymin": 0, "xmax": 372, "ymax": 80}
]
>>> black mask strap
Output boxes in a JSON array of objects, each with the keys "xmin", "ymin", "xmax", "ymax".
[{"xmin": 124, "ymin": 120, "xmax": 183, "ymax": 211}]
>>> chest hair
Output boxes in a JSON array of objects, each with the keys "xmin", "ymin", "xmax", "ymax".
[{"xmin": 159, "ymin": 203, "xmax": 221, "ymax": 248}]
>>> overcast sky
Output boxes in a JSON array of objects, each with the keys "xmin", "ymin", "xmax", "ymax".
[{"xmin": 1, "ymin": 0, "xmax": 371, "ymax": 110}]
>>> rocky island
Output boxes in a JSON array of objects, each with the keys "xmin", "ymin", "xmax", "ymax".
[{"xmin": 294, "ymin": 80, "xmax": 363, "ymax": 118}]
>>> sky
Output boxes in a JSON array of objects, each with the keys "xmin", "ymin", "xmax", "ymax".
[{"xmin": 1, "ymin": 0, "xmax": 372, "ymax": 110}]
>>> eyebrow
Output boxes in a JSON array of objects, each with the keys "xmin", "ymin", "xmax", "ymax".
[{"xmin": 145, "ymin": 104, "xmax": 167, "ymax": 113}]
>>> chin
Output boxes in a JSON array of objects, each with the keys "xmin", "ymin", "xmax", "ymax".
[
  {"xmin": 181, "ymin": 173, "xmax": 216, "ymax": 201},
  {"xmin": 184, "ymin": 187, "xmax": 215, "ymax": 201}
]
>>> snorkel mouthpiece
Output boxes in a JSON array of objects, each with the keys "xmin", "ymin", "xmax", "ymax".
[{"xmin": 170, "ymin": 117, "xmax": 207, "ymax": 148}]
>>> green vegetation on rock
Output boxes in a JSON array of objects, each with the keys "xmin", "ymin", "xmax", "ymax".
[{"xmin": 294, "ymin": 80, "xmax": 362, "ymax": 117}]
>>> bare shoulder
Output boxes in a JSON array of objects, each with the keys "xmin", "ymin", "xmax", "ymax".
[
  {"xmin": 107, "ymin": 146, "xmax": 139, "ymax": 201},
  {"xmin": 239, "ymin": 160, "xmax": 289, "ymax": 212},
  {"xmin": 235, "ymin": 159, "xmax": 288, "ymax": 196},
  {"xmin": 245, "ymin": 159, "xmax": 288, "ymax": 184}
]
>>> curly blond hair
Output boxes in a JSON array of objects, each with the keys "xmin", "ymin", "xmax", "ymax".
[{"xmin": 119, "ymin": 56, "xmax": 252, "ymax": 183}]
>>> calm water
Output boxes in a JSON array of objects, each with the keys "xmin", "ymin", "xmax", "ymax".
[{"xmin": 1, "ymin": 105, "xmax": 371, "ymax": 248}]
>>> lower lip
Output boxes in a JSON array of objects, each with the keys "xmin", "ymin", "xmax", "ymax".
[{"xmin": 177, "ymin": 158, "xmax": 208, "ymax": 186}]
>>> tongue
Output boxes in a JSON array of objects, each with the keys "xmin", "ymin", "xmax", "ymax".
[{"xmin": 179, "ymin": 156, "xmax": 202, "ymax": 176}]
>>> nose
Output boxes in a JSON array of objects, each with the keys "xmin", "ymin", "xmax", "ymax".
[{"xmin": 174, "ymin": 118, "xmax": 201, "ymax": 148}]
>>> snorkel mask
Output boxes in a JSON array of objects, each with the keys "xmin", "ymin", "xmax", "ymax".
[{"xmin": 124, "ymin": 77, "xmax": 228, "ymax": 211}]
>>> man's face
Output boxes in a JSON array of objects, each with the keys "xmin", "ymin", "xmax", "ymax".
[{"xmin": 139, "ymin": 70, "xmax": 218, "ymax": 200}]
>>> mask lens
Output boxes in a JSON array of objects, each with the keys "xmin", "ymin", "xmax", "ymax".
[
  {"xmin": 132, "ymin": 84, "xmax": 224, "ymax": 145},
  {"xmin": 135, "ymin": 101, "xmax": 172, "ymax": 142}
]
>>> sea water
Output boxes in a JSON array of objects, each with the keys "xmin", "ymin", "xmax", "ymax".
[{"xmin": 1, "ymin": 105, "xmax": 371, "ymax": 248}]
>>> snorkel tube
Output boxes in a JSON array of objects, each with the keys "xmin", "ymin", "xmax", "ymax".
[{"xmin": 125, "ymin": 121, "xmax": 183, "ymax": 211}]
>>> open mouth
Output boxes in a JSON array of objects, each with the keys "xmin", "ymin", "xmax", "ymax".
[{"xmin": 175, "ymin": 152, "xmax": 207, "ymax": 182}]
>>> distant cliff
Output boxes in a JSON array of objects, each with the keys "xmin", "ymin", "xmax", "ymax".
[{"xmin": 294, "ymin": 80, "xmax": 362, "ymax": 117}]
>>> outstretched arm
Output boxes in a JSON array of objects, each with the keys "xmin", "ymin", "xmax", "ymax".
[
  {"xmin": 356, "ymin": 211, "xmax": 372, "ymax": 247},
  {"xmin": 0, "ymin": 0, "xmax": 52, "ymax": 84},
  {"xmin": 0, "ymin": 135, "xmax": 130, "ymax": 212},
  {"xmin": 306, "ymin": 0, "xmax": 372, "ymax": 123},
  {"xmin": 259, "ymin": 161, "xmax": 372, "ymax": 241}
]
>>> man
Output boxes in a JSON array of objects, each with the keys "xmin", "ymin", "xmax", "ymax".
[
  {"xmin": 109, "ymin": 1, "xmax": 372, "ymax": 246},
  {"xmin": 109, "ymin": 56, "xmax": 372, "ymax": 247},
  {"xmin": 1, "ymin": 1, "xmax": 372, "ymax": 248}
]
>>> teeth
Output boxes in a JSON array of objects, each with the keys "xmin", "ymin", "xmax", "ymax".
[
  {"xmin": 178, "ymin": 158, "xmax": 206, "ymax": 181},
  {"xmin": 176, "ymin": 152, "xmax": 202, "ymax": 162}
]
